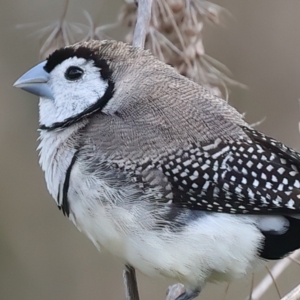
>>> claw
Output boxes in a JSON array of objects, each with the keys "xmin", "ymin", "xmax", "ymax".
[
  {"xmin": 166, "ymin": 284, "xmax": 200, "ymax": 300},
  {"xmin": 166, "ymin": 283, "xmax": 186, "ymax": 300}
]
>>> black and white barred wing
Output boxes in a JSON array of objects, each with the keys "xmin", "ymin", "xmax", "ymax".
[{"xmin": 159, "ymin": 127, "xmax": 300, "ymax": 214}]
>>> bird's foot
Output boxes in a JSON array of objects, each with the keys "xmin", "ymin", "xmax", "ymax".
[{"xmin": 166, "ymin": 283, "xmax": 200, "ymax": 300}]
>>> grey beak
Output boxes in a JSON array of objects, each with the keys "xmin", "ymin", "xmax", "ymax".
[{"xmin": 13, "ymin": 61, "xmax": 54, "ymax": 100}]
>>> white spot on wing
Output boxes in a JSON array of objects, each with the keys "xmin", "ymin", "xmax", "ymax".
[{"xmin": 286, "ymin": 199, "xmax": 296, "ymax": 209}]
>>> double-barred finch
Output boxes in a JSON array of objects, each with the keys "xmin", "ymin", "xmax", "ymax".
[{"xmin": 14, "ymin": 40, "xmax": 300, "ymax": 300}]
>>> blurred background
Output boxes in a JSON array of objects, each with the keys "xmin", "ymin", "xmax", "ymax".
[{"xmin": 1, "ymin": 0, "xmax": 300, "ymax": 299}]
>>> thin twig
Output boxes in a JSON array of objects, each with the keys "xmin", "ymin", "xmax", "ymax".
[
  {"xmin": 288, "ymin": 256, "xmax": 300, "ymax": 266},
  {"xmin": 123, "ymin": 265, "xmax": 140, "ymax": 300},
  {"xmin": 223, "ymin": 282, "xmax": 230, "ymax": 300},
  {"xmin": 265, "ymin": 265, "xmax": 282, "ymax": 299},
  {"xmin": 248, "ymin": 273, "xmax": 254, "ymax": 300},
  {"xmin": 60, "ymin": 0, "xmax": 69, "ymax": 22},
  {"xmin": 132, "ymin": 0, "xmax": 153, "ymax": 48},
  {"xmin": 250, "ymin": 250, "xmax": 300, "ymax": 300}
]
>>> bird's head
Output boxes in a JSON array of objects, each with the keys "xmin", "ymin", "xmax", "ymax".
[{"xmin": 13, "ymin": 40, "xmax": 155, "ymax": 131}]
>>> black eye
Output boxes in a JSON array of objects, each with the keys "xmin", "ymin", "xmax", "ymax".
[{"xmin": 65, "ymin": 66, "xmax": 84, "ymax": 80}]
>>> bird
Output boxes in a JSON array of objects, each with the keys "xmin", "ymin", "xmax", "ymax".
[{"xmin": 13, "ymin": 39, "xmax": 300, "ymax": 300}]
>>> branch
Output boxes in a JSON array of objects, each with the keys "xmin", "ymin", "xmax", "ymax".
[
  {"xmin": 281, "ymin": 284, "xmax": 300, "ymax": 300},
  {"xmin": 132, "ymin": 0, "xmax": 153, "ymax": 48},
  {"xmin": 123, "ymin": 1, "xmax": 153, "ymax": 299},
  {"xmin": 123, "ymin": 265, "xmax": 140, "ymax": 300}
]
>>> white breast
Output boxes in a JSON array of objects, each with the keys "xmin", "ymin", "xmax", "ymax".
[{"xmin": 38, "ymin": 125, "xmax": 82, "ymax": 205}]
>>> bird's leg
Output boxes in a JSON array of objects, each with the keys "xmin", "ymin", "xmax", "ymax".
[{"xmin": 166, "ymin": 283, "xmax": 200, "ymax": 300}]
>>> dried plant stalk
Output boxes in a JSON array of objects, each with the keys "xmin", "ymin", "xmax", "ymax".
[
  {"xmin": 281, "ymin": 284, "xmax": 300, "ymax": 300},
  {"xmin": 119, "ymin": 0, "xmax": 242, "ymax": 97},
  {"xmin": 17, "ymin": 0, "xmax": 117, "ymax": 60},
  {"xmin": 123, "ymin": 1, "xmax": 153, "ymax": 299},
  {"xmin": 265, "ymin": 265, "xmax": 282, "ymax": 299},
  {"xmin": 132, "ymin": 0, "xmax": 153, "ymax": 48},
  {"xmin": 123, "ymin": 265, "xmax": 140, "ymax": 300},
  {"xmin": 35, "ymin": 0, "xmax": 78, "ymax": 59}
]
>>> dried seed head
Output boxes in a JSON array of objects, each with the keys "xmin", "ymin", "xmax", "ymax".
[
  {"xmin": 183, "ymin": 23, "xmax": 201, "ymax": 36},
  {"xmin": 35, "ymin": 19, "xmax": 82, "ymax": 59},
  {"xmin": 118, "ymin": 0, "xmax": 241, "ymax": 96},
  {"xmin": 195, "ymin": 40, "xmax": 204, "ymax": 56},
  {"xmin": 169, "ymin": 0, "xmax": 185, "ymax": 13},
  {"xmin": 185, "ymin": 44, "xmax": 196, "ymax": 60},
  {"xmin": 206, "ymin": 5, "xmax": 221, "ymax": 23},
  {"xmin": 17, "ymin": 1, "xmax": 117, "ymax": 60}
]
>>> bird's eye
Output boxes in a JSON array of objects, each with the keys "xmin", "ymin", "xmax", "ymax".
[{"xmin": 65, "ymin": 66, "xmax": 84, "ymax": 81}]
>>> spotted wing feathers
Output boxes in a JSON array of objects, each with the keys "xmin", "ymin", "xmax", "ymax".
[{"xmin": 153, "ymin": 127, "xmax": 300, "ymax": 214}]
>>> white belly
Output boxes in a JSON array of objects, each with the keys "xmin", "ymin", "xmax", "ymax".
[{"xmin": 68, "ymin": 164, "xmax": 264, "ymax": 288}]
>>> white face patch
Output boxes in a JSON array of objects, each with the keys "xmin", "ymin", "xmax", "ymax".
[{"xmin": 39, "ymin": 57, "xmax": 109, "ymax": 128}]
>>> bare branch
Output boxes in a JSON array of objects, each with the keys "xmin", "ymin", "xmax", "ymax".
[
  {"xmin": 132, "ymin": 0, "xmax": 153, "ymax": 48},
  {"xmin": 281, "ymin": 284, "xmax": 300, "ymax": 300},
  {"xmin": 123, "ymin": 1, "xmax": 153, "ymax": 299},
  {"xmin": 123, "ymin": 265, "xmax": 140, "ymax": 300}
]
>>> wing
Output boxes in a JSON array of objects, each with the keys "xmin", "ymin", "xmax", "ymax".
[
  {"xmin": 147, "ymin": 126, "xmax": 300, "ymax": 214},
  {"xmin": 80, "ymin": 118, "xmax": 300, "ymax": 215}
]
